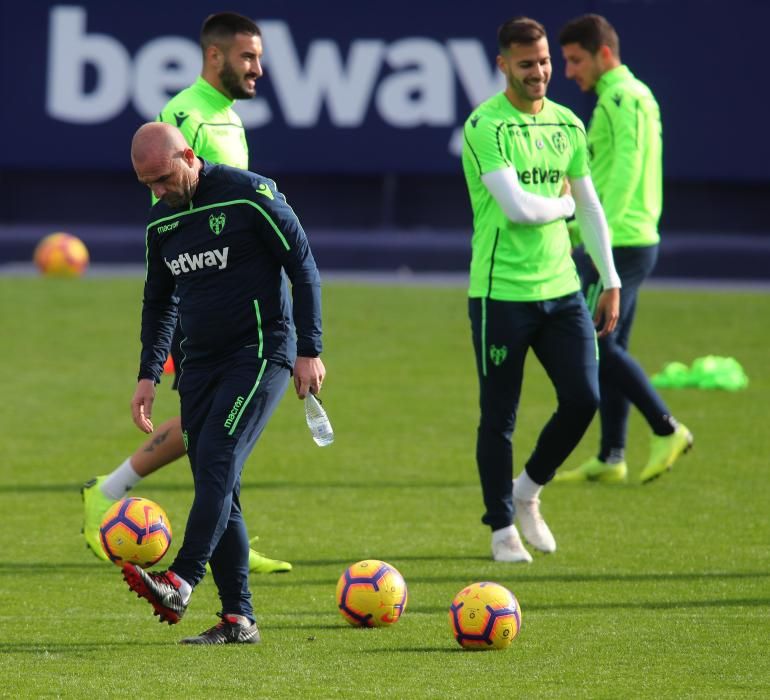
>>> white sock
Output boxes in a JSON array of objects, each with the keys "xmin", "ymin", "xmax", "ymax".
[
  {"xmin": 513, "ymin": 470, "xmax": 543, "ymax": 502},
  {"xmin": 168, "ymin": 571, "xmax": 193, "ymax": 604},
  {"xmin": 100, "ymin": 458, "xmax": 142, "ymax": 500},
  {"xmin": 491, "ymin": 524, "xmax": 517, "ymax": 544}
]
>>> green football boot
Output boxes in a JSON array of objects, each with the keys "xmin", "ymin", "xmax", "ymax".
[
  {"xmin": 247, "ymin": 547, "xmax": 292, "ymax": 574},
  {"xmin": 80, "ymin": 476, "xmax": 114, "ymax": 561},
  {"xmin": 554, "ymin": 457, "xmax": 628, "ymax": 484},
  {"xmin": 640, "ymin": 424, "xmax": 694, "ymax": 484},
  {"xmin": 205, "ymin": 538, "xmax": 292, "ymax": 574}
]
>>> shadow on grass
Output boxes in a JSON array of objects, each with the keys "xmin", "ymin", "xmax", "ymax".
[
  {"xmin": 0, "ymin": 562, "xmax": 120, "ymax": 572},
  {"xmin": 263, "ymin": 622, "xmax": 349, "ymax": 630},
  {"xmin": 248, "ymin": 567, "xmax": 770, "ymax": 587},
  {"xmin": 384, "ymin": 570, "xmax": 770, "ymax": 585},
  {"xmin": 364, "ymin": 647, "xmax": 461, "ymax": 654},
  {"xmin": 287, "ymin": 555, "xmax": 491, "ymax": 567},
  {"xmin": 0, "ymin": 479, "xmax": 474, "ymax": 494},
  {"xmin": 3, "ymin": 561, "xmax": 769, "ymax": 589},
  {"xmin": 409, "ymin": 597, "xmax": 770, "ymax": 614},
  {"xmin": 267, "ymin": 596, "xmax": 770, "ymax": 620},
  {"xmin": 0, "ymin": 641, "xmax": 170, "ymax": 654}
]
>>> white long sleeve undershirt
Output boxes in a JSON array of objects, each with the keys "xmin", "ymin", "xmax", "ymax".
[
  {"xmin": 481, "ymin": 167, "xmax": 620, "ymax": 291},
  {"xmin": 481, "ymin": 167, "xmax": 575, "ymax": 224},
  {"xmin": 571, "ymin": 176, "xmax": 621, "ymax": 290}
]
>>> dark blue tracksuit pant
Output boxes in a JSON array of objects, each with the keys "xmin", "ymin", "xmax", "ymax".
[
  {"xmin": 469, "ymin": 293, "xmax": 600, "ymax": 531},
  {"xmin": 172, "ymin": 348, "xmax": 289, "ymax": 621},
  {"xmin": 578, "ymin": 244, "xmax": 672, "ymax": 458}
]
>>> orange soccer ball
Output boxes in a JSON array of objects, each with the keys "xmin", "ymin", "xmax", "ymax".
[{"xmin": 33, "ymin": 232, "xmax": 89, "ymax": 277}]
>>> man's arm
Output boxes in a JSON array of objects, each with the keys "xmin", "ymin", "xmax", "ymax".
[
  {"xmin": 592, "ymin": 98, "xmax": 643, "ymax": 234},
  {"xmin": 279, "ymin": 226, "xmax": 325, "ymax": 398},
  {"xmin": 571, "ymin": 176, "xmax": 621, "ymax": 290},
  {"xmin": 137, "ymin": 227, "xmax": 178, "ymax": 385},
  {"xmin": 249, "ymin": 183, "xmax": 324, "ymax": 396},
  {"xmin": 464, "ymin": 115, "xmax": 573, "ymax": 225},
  {"xmin": 481, "ymin": 167, "xmax": 575, "ymax": 224},
  {"xmin": 571, "ymin": 175, "xmax": 621, "ymax": 337}
]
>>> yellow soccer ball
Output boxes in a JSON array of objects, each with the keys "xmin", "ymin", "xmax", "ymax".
[
  {"xmin": 336, "ymin": 559, "xmax": 408, "ymax": 627},
  {"xmin": 448, "ymin": 581, "xmax": 522, "ymax": 650},
  {"xmin": 99, "ymin": 497, "xmax": 172, "ymax": 568},
  {"xmin": 33, "ymin": 232, "xmax": 89, "ymax": 277}
]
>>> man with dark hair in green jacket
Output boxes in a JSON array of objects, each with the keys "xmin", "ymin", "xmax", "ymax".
[{"xmin": 557, "ymin": 14, "xmax": 692, "ymax": 485}]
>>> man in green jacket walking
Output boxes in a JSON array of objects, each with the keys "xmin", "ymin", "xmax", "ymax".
[{"xmin": 557, "ymin": 14, "xmax": 692, "ymax": 484}]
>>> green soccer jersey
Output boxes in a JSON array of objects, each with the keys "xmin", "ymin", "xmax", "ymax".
[
  {"xmin": 588, "ymin": 65, "xmax": 662, "ymax": 247},
  {"xmin": 462, "ymin": 94, "xmax": 590, "ymax": 301},
  {"xmin": 158, "ymin": 76, "xmax": 248, "ymax": 168}
]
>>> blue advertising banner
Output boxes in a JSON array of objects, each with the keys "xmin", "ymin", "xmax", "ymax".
[{"xmin": 1, "ymin": 0, "xmax": 768, "ymax": 179}]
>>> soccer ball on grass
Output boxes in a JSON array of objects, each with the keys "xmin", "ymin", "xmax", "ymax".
[
  {"xmin": 448, "ymin": 581, "xmax": 521, "ymax": 650},
  {"xmin": 99, "ymin": 497, "xmax": 172, "ymax": 568},
  {"xmin": 336, "ymin": 559, "xmax": 407, "ymax": 627}
]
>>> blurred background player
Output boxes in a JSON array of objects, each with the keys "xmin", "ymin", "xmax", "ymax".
[
  {"xmin": 82, "ymin": 12, "xmax": 291, "ymax": 573},
  {"xmin": 463, "ymin": 16, "xmax": 620, "ymax": 563},
  {"xmin": 555, "ymin": 14, "xmax": 692, "ymax": 485},
  {"xmin": 123, "ymin": 122, "xmax": 325, "ymax": 643}
]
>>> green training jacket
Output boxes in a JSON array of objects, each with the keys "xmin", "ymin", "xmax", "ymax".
[
  {"xmin": 588, "ymin": 65, "xmax": 662, "ymax": 247},
  {"xmin": 157, "ymin": 76, "xmax": 248, "ymax": 169}
]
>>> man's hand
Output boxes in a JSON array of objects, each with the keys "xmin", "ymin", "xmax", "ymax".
[
  {"xmin": 294, "ymin": 356, "xmax": 326, "ymax": 399},
  {"xmin": 131, "ymin": 378, "xmax": 156, "ymax": 433},
  {"xmin": 594, "ymin": 288, "xmax": 620, "ymax": 338},
  {"xmin": 560, "ymin": 177, "xmax": 575, "ymax": 217}
]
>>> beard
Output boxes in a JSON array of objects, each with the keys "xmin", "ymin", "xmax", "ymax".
[
  {"xmin": 508, "ymin": 72, "xmax": 549, "ymax": 102},
  {"xmin": 219, "ymin": 60, "xmax": 257, "ymax": 100}
]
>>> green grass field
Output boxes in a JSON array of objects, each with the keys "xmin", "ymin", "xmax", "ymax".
[{"xmin": 1, "ymin": 276, "xmax": 768, "ymax": 698}]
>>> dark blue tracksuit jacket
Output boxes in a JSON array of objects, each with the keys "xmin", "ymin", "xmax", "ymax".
[{"xmin": 138, "ymin": 158, "xmax": 322, "ymax": 382}]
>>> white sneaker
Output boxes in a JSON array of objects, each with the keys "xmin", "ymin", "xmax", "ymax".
[
  {"xmin": 491, "ymin": 525, "xmax": 533, "ymax": 563},
  {"xmin": 514, "ymin": 497, "xmax": 556, "ymax": 553}
]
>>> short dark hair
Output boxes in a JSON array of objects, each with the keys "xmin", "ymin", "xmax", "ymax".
[
  {"xmin": 497, "ymin": 16, "xmax": 547, "ymax": 51},
  {"xmin": 200, "ymin": 12, "xmax": 261, "ymax": 51},
  {"xmin": 559, "ymin": 14, "xmax": 620, "ymax": 58}
]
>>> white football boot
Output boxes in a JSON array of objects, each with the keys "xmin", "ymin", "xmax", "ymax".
[
  {"xmin": 491, "ymin": 525, "xmax": 533, "ymax": 563},
  {"xmin": 514, "ymin": 496, "xmax": 556, "ymax": 553}
]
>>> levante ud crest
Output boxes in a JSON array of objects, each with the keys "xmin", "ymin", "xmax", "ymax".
[{"xmin": 209, "ymin": 212, "xmax": 226, "ymax": 235}]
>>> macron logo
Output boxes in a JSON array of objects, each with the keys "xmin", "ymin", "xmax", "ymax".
[
  {"xmin": 164, "ymin": 247, "xmax": 229, "ymax": 276},
  {"xmin": 157, "ymin": 220, "xmax": 179, "ymax": 234}
]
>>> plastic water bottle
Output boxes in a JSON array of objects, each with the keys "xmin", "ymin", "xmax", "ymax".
[{"xmin": 305, "ymin": 393, "xmax": 334, "ymax": 446}]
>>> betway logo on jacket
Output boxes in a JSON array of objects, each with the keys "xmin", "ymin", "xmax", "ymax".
[
  {"xmin": 164, "ymin": 247, "xmax": 229, "ymax": 276},
  {"xmin": 517, "ymin": 168, "xmax": 565, "ymax": 185}
]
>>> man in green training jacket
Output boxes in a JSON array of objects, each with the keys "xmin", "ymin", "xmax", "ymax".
[
  {"xmin": 463, "ymin": 16, "xmax": 621, "ymax": 563},
  {"xmin": 82, "ymin": 12, "xmax": 292, "ymax": 573},
  {"xmin": 556, "ymin": 14, "xmax": 692, "ymax": 485}
]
